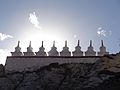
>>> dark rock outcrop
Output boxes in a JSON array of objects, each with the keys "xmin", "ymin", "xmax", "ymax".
[{"xmin": 0, "ymin": 54, "xmax": 120, "ymax": 90}]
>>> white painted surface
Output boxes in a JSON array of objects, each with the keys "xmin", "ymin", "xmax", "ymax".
[{"xmin": 5, "ymin": 56, "xmax": 100, "ymax": 72}]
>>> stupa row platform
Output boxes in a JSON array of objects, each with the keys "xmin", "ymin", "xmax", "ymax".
[{"xmin": 5, "ymin": 55, "xmax": 101, "ymax": 72}]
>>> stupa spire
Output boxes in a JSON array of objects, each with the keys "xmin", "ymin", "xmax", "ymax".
[
  {"xmin": 60, "ymin": 40, "xmax": 71, "ymax": 56},
  {"xmin": 98, "ymin": 40, "xmax": 109, "ymax": 56},
  {"xmin": 72, "ymin": 40, "xmax": 83, "ymax": 56},
  {"xmin": 53, "ymin": 41, "xmax": 55, "ymax": 47},
  {"xmin": 48, "ymin": 41, "xmax": 59, "ymax": 56},
  {"xmin": 29, "ymin": 41, "xmax": 31, "ymax": 47},
  {"xmin": 11, "ymin": 41, "xmax": 23, "ymax": 56},
  {"xmin": 101, "ymin": 40, "xmax": 104, "ymax": 47},
  {"xmin": 36, "ymin": 41, "xmax": 47, "ymax": 56},
  {"xmin": 42, "ymin": 41, "xmax": 43, "ymax": 47},
  {"xmin": 77, "ymin": 40, "xmax": 80, "ymax": 46},
  {"xmin": 17, "ymin": 41, "xmax": 20, "ymax": 47},
  {"xmin": 90, "ymin": 40, "xmax": 92, "ymax": 47},
  {"xmin": 27, "ymin": 41, "xmax": 33, "ymax": 52},
  {"xmin": 65, "ymin": 40, "xmax": 67, "ymax": 47},
  {"xmin": 15, "ymin": 41, "xmax": 21, "ymax": 52},
  {"xmin": 23, "ymin": 41, "xmax": 35, "ymax": 56},
  {"xmin": 85, "ymin": 40, "xmax": 96, "ymax": 56}
]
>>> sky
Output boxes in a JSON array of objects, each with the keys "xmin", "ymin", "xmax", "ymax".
[{"xmin": 0, "ymin": 0, "xmax": 120, "ymax": 64}]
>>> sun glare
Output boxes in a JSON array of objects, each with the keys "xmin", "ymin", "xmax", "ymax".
[{"xmin": 20, "ymin": 28, "xmax": 64, "ymax": 52}]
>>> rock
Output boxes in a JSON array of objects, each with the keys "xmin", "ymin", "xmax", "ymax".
[
  {"xmin": 0, "ymin": 64, "xmax": 5, "ymax": 76},
  {"xmin": 1, "ymin": 53, "xmax": 120, "ymax": 90}
]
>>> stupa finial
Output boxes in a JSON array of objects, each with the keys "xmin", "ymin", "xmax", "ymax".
[
  {"xmin": 11, "ymin": 40, "xmax": 23, "ymax": 56},
  {"xmin": 101, "ymin": 40, "xmax": 104, "ymax": 47},
  {"xmin": 42, "ymin": 41, "xmax": 43, "ymax": 47},
  {"xmin": 65, "ymin": 40, "xmax": 67, "ymax": 47},
  {"xmin": 17, "ymin": 41, "xmax": 20, "ymax": 47},
  {"xmin": 53, "ymin": 41, "xmax": 55, "ymax": 47},
  {"xmin": 15, "ymin": 41, "xmax": 21, "ymax": 52},
  {"xmin": 29, "ymin": 41, "xmax": 31, "ymax": 47},
  {"xmin": 90, "ymin": 40, "xmax": 92, "ymax": 47},
  {"xmin": 78, "ymin": 40, "xmax": 80, "ymax": 46}
]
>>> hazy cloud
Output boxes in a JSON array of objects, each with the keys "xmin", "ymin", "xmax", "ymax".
[
  {"xmin": 29, "ymin": 12, "xmax": 42, "ymax": 29},
  {"xmin": 97, "ymin": 29, "xmax": 106, "ymax": 37},
  {"xmin": 0, "ymin": 49, "xmax": 10, "ymax": 64},
  {"xmin": 97, "ymin": 27, "xmax": 112, "ymax": 37},
  {"xmin": 0, "ymin": 33, "xmax": 13, "ymax": 41}
]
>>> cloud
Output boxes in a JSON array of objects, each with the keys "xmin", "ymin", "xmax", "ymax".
[
  {"xmin": 0, "ymin": 49, "xmax": 10, "ymax": 65},
  {"xmin": 29, "ymin": 12, "xmax": 42, "ymax": 29},
  {"xmin": 0, "ymin": 33, "xmax": 13, "ymax": 41},
  {"xmin": 97, "ymin": 27, "xmax": 112, "ymax": 37},
  {"xmin": 97, "ymin": 29, "xmax": 106, "ymax": 37}
]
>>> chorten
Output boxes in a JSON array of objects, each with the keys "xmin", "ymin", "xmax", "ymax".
[
  {"xmin": 60, "ymin": 41, "xmax": 71, "ymax": 56},
  {"xmin": 23, "ymin": 41, "xmax": 35, "ymax": 56},
  {"xmin": 35, "ymin": 41, "xmax": 47, "ymax": 56},
  {"xmin": 85, "ymin": 40, "xmax": 96, "ymax": 56},
  {"xmin": 11, "ymin": 41, "xmax": 23, "ymax": 56},
  {"xmin": 98, "ymin": 40, "xmax": 109, "ymax": 56},
  {"xmin": 48, "ymin": 41, "xmax": 59, "ymax": 56},
  {"xmin": 72, "ymin": 40, "xmax": 83, "ymax": 56}
]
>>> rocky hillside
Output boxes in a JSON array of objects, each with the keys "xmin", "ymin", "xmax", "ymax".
[{"xmin": 0, "ymin": 53, "xmax": 120, "ymax": 90}]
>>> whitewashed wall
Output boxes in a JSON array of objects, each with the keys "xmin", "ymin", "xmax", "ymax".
[{"xmin": 5, "ymin": 56, "xmax": 100, "ymax": 72}]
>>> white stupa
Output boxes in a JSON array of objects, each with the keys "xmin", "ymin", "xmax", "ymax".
[
  {"xmin": 85, "ymin": 40, "xmax": 96, "ymax": 56},
  {"xmin": 35, "ymin": 41, "xmax": 47, "ymax": 56},
  {"xmin": 98, "ymin": 40, "xmax": 109, "ymax": 56},
  {"xmin": 11, "ymin": 41, "xmax": 23, "ymax": 56},
  {"xmin": 72, "ymin": 40, "xmax": 83, "ymax": 56},
  {"xmin": 23, "ymin": 41, "xmax": 35, "ymax": 56},
  {"xmin": 48, "ymin": 41, "xmax": 59, "ymax": 56},
  {"xmin": 60, "ymin": 41, "xmax": 71, "ymax": 56}
]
